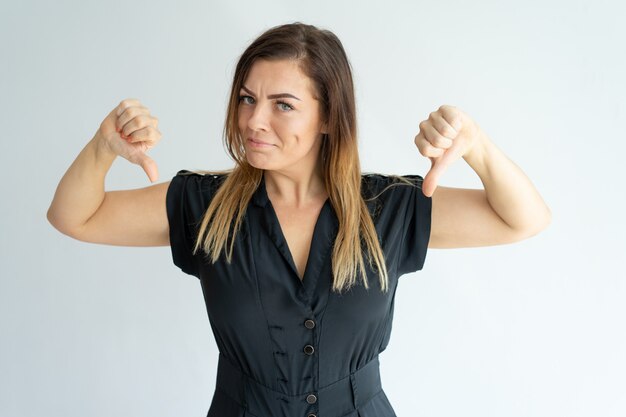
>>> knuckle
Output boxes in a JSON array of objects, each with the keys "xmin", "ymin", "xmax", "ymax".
[
  {"xmin": 125, "ymin": 121, "xmax": 137, "ymax": 133},
  {"xmin": 432, "ymin": 136, "xmax": 444, "ymax": 148},
  {"xmin": 426, "ymin": 140, "xmax": 440, "ymax": 152},
  {"xmin": 121, "ymin": 109, "xmax": 132, "ymax": 121},
  {"xmin": 440, "ymin": 126, "xmax": 454, "ymax": 138},
  {"xmin": 430, "ymin": 147, "xmax": 444, "ymax": 157},
  {"xmin": 414, "ymin": 136, "xmax": 424, "ymax": 147}
]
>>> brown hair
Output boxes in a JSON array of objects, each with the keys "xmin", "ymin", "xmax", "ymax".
[{"xmin": 192, "ymin": 22, "xmax": 392, "ymax": 293}]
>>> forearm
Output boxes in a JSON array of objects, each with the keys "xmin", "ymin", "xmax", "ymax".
[
  {"xmin": 47, "ymin": 134, "xmax": 117, "ymax": 235},
  {"xmin": 463, "ymin": 131, "xmax": 552, "ymax": 234}
]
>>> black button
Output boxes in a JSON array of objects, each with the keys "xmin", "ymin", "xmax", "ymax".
[
  {"xmin": 303, "ymin": 344, "xmax": 315, "ymax": 355},
  {"xmin": 306, "ymin": 394, "xmax": 317, "ymax": 404},
  {"xmin": 304, "ymin": 319, "xmax": 316, "ymax": 329}
]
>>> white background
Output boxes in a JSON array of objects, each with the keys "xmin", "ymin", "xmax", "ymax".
[{"xmin": 1, "ymin": 0, "xmax": 624, "ymax": 416}]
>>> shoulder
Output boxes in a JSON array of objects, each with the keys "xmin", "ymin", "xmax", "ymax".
[
  {"xmin": 170, "ymin": 169, "xmax": 230, "ymax": 194},
  {"xmin": 361, "ymin": 172, "xmax": 425, "ymax": 199},
  {"xmin": 360, "ymin": 172, "xmax": 427, "ymax": 221},
  {"xmin": 173, "ymin": 169, "xmax": 229, "ymax": 184},
  {"xmin": 167, "ymin": 169, "xmax": 231, "ymax": 210}
]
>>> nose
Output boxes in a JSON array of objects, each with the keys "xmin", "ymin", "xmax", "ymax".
[{"xmin": 246, "ymin": 101, "xmax": 271, "ymax": 132}]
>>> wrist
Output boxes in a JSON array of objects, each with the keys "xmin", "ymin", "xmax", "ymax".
[
  {"xmin": 462, "ymin": 130, "xmax": 490, "ymax": 169},
  {"xmin": 92, "ymin": 131, "xmax": 117, "ymax": 163}
]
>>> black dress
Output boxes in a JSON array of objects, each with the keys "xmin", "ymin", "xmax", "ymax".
[{"xmin": 166, "ymin": 169, "xmax": 432, "ymax": 417}]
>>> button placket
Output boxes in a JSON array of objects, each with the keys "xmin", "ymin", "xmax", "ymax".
[{"xmin": 303, "ymin": 316, "xmax": 317, "ymax": 415}]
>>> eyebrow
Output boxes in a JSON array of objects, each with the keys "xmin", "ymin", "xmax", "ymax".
[{"xmin": 241, "ymin": 85, "xmax": 301, "ymax": 101}]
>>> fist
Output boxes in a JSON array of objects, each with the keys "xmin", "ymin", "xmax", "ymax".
[
  {"xmin": 414, "ymin": 105, "xmax": 481, "ymax": 197},
  {"xmin": 98, "ymin": 98, "xmax": 162, "ymax": 182}
]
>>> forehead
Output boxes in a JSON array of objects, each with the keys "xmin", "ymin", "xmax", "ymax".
[{"xmin": 243, "ymin": 59, "xmax": 315, "ymax": 97}]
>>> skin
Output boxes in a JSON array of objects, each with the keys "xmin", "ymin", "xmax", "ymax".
[
  {"xmin": 414, "ymin": 105, "xmax": 552, "ymax": 248},
  {"xmin": 238, "ymin": 58, "xmax": 329, "ymax": 207},
  {"xmin": 46, "ymin": 61, "xmax": 551, "ymax": 253},
  {"xmin": 237, "ymin": 59, "xmax": 331, "ymax": 278}
]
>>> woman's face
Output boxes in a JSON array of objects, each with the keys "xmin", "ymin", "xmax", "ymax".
[{"xmin": 238, "ymin": 59, "xmax": 327, "ymax": 174}]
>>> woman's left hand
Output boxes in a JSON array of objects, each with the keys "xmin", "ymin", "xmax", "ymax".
[{"xmin": 414, "ymin": 105, "xmax": 484, "ymax": 197}]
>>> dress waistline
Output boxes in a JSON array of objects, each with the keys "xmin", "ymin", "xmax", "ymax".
[{"xmin": 213, "ymin": 352, "xmax": 383, "ymax": 417}]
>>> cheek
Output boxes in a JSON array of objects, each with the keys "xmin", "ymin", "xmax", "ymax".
[
  {"xmin": 281, "ymin": 115, "xmax": 317, "ymax": 137},
  {"xmin": 237, "ymin": 109, "xmax": 247, "ymax": 131}
]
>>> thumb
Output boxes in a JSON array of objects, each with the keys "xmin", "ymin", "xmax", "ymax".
[
  {"xmin": 422, "ymin": 157, "xmax": 440, "ymax": 197},
  {"xmin": 423, "ymin": 133, "xmax": 469, "ymax": 196},
  {"xmin": 136, "ymin": 154, "xmax": 159, "ymax": 183},
  {"xmin": 422, "ymin": 150, "xmax": 454, "ymax": 197}
]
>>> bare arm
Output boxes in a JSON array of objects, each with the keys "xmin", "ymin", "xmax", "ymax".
[
  {"xmin": 47, "ymin": 98, "xmax": 169, "ymax": 247},
  {"xmin": 429, "ymin": 134, "xmax": 551, "ymax": 248},
  {"xmin": 415, "ymin": 105, "xmax": 551, "ymax": 249}
]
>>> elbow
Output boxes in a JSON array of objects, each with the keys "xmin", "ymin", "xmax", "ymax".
[
  {"xmin": 535, "ymin": 204, "xmax": 553, "ymax": 234},
  {"xmin": 46, "ymin": 206, "xmax": 61, "ymax": 232},
  {"xmin": 513, "ymin": 205, "xmax": 552, "ymax": 241},
  {"xmin": 47, "ymin": 206, "xmax": 65, "ymax": 233},
  {"xmin": 46, "ymin": 206, "xmax": 83, "ymax": 240},
  {"xmin": 47, "ymin": 207, "xmax": 69, "ymax": 236}
]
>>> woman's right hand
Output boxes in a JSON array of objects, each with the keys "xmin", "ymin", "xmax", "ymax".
[{"xmin": 97, "ymin": 98, "xmax": 162, "ymax": 182}]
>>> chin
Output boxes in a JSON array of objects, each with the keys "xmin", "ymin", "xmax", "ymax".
[{"xmin": 245, "ymin": 154, "xmax": 274, "ymax": 171}]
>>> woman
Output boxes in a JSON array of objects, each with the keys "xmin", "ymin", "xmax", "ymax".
[{"xmin": 47, "ymin": 22, "xmax": 551, "ymax": 417}]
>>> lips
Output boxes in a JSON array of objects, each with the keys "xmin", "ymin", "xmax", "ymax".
[{"xmin": 247, "ymin": 137, "xmax": 274, "ymax": 146}]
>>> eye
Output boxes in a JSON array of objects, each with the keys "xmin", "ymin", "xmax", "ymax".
[
  {"xmin": 276, "ymin": 101, "xmax": 294, "ymax": 112},
  {"xmin": 238, "ymin": 95, "xmax": 255, "ymax": 105}
]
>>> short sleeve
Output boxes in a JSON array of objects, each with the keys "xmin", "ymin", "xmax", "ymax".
[
  {"xmin": 396, "ymin": 175, "xmax": 432, "ymax": 276},
  {"xmin": 166, "ymin": 170, "xmax": 224, "ymax": 278}
]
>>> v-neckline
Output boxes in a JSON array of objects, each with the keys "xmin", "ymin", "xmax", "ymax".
[
  {"xmin": 258, "ymin": 173, "xmax": 331, "ymax": 289},
  {"xmin": 266, "ymin": 195, "xmax": 330, "ymax": 285}
]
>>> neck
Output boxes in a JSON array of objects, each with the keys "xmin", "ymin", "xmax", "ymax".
[{"xmin": 263, "ymin": 158, "xmax": 326, "ymax": 207}]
